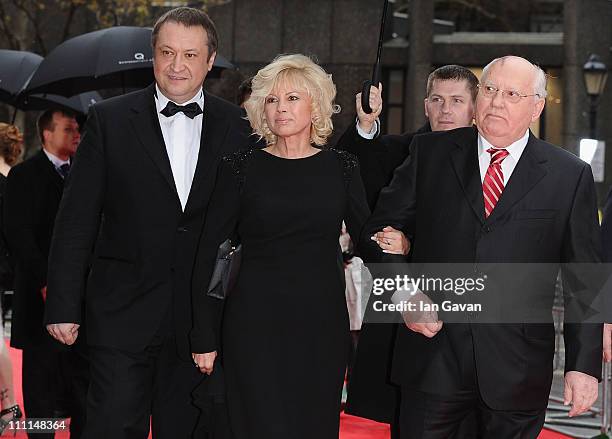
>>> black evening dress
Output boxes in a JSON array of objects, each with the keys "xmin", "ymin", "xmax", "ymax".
[{"xmin": 192, "ymin": 148, "xmax": 371, "ymax": 439}]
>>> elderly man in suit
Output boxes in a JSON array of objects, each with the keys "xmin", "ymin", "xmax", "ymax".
[
  {"xmin": 3, "ymin": 108, "xmax": 87, "ymax": 438},
  {"xmin": 44, "ymin": 7, "xmax": 252, "ymax": 439},
  {"xmin": 360, "ymin": 55, "xmax": 602, "ymax": 438}
]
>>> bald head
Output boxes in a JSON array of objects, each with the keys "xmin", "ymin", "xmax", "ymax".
[
  {"xmin": 475, "ymin": 56, "xmax": 547, "ymax": 148},
  {"xmin": 481, "ymin": 56, "xmax": 547, "ymax": 99}
]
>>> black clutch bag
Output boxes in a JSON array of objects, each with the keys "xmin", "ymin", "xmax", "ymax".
[{"xmin": 206, "ymin": 239, "xmax": 242, "ymax": 300}]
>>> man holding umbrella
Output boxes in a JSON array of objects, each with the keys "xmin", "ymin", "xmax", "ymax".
[{"xmin": 44, "ymin": 7, "xmax": 252, "ymax": 438}]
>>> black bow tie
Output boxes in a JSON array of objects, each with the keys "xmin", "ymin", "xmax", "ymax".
[{"xmin": 160, "ymin": 101, "xmax": 203, "ymax": 119}]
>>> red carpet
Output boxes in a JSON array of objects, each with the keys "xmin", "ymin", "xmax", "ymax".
[
  {"xmin": 337, "ymin": 413, "xmax": 572, "ymax": 439},
  {"xmin": 3, "ymin": 342, "xmax": 572, "ymax": 438}
]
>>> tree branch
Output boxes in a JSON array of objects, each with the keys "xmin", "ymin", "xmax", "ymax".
[
  {"xmin": 0, "ymin": 2, "xmax": 21, "ymax": 49},
  {"xmin": 12, "ymin": 0, "xmax": 47, "ymax": 54},
  {"xmin": 60, "ymin": 0, "xmax": 80, "ymax": 43}
]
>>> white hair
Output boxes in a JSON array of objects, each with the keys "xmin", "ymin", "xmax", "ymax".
[{"xmin": 481, "ymin": 56, "xmax": 548, "ymax": 100}]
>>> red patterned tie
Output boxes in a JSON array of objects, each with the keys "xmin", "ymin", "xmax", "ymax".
[{"xmin": 483, "ymin": 148, "xmax": 510, "ymax": 218}]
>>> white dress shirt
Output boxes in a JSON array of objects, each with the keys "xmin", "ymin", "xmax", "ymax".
[
  {"xmin": 477, "ymin": 130, "xmax": 530, "ymax": 184},
  {"xmin": 155, "ymin": 84, "xmax": 204, "ymax": 210},
  {"xmin": 43, "ymin": 148, "xmax": 70, "ymax": 171},
  {"xmin": 356, "ymin": 118, "xmax": 380, "ymax": 140}
]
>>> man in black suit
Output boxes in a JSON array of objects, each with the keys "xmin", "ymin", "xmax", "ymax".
[
  {"xmin": 339, "ymin": 66, "xmax": 479, "ymax": 436},
  {"xmin": 44, "ymin": 7, "xmax": 252, "ymax": 439},
  {"xmin": 360, "ymin": 56, "xmax": 602, "ymax": 438},
  {"xmin": 338, "ymin": 65, "xmax": 479, "ymax": 210},
  {"xmin": 3, "ymin": 109, "xmax": 86, "ymax": 438}
]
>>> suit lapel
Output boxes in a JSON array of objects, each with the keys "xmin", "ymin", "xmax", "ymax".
[
  {"xmin": 35, "ymin": 150, "xmax": 63, "ymax": 191},
  {"xmin": 184, "ymin": 92, "xmax": 231, "ymax": 213},
  {"xmin": 487, "ymin": 133, "xmax": 547, "ymax": 223},
  {"xmin": 449, "ymin": 127, "xmax": 485, "ymax": 225},
  {"xmin": 128, "ymin": 84, "xmax": 180, "ymax": 205}
]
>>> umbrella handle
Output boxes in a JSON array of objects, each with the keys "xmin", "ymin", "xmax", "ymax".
[
  {"xmin": 361, "ymin": 64, "xmax": 381, "ymax": 114},
  {"xmin": 361, "ymin": 0, "xmax": 387, "ymax": 115},
  {"xmin": 11, "ymin": 107, "xmax": 18, "ymax": 125},
  {"xmin": 361, "ymin": 80, "xmax": 374, "ymax": 114}
]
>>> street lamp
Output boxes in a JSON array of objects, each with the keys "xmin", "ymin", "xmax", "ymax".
[{"xmin": 583, "ymin": 53, "xmax": 608, "ymax": 139}]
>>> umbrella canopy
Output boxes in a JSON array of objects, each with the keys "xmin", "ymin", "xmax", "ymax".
[
  {"xmin": 0, "ymin": 49, "xmax": 43, "ymax": 103},
  {"xmin": 25, "ymin": 26, "xmax": 235, "ymax": 97},
  {"xmin": 16, "ymin": 91, "xmax": 102, "ymax": 115}
]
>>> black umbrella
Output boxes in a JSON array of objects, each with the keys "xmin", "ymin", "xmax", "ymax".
[
  {"xmin": 0, "ymin": 49, "xmax": 43, "ymax": 103},
  {"xmin": 361, "ymin": 0, "xmax": 391, "ymax": 114},
  {"xmin": 25, "ymin": 26, "xmax": 235, "ymax": 97},
  {"xmin": 0, "ymin": 49, "xmax": 100, "ymax": 123},
  {"xmin": 15, "ymin": 91, "xmax": 102, "ymax": 115}
]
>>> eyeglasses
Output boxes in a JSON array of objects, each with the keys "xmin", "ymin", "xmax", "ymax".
[{"xmin": 477, "ymin": 84, "xmax": 541, "ymax": 104}]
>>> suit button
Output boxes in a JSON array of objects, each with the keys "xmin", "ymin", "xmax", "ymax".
[
  {"xmin": 177, "ymin": 226, "xmax": 188, "ymax": 233},
  {"xmin": 483, "ymin": 225, "xmax": 492, "ymax": 233}
]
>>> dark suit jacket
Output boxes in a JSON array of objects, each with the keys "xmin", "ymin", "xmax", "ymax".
[
  {"xmin": 359, "ymin": 126, "xmax": 602, "ymax": 411},
  {"xmin": 4, "ymin": 150, "xmax": 64, "ymax": 349},
  {"xmin": 45, "ymin": 84, "xmax": 253, "ymax": 359},
  {"xmin": 336, "ymin": 121, "xmax": 430, "ymax": 210},
  {"xmin": 600, "ymin": 187, "xmax": 612, "ymax": 262}
]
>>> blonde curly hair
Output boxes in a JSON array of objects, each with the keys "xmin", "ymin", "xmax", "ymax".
[
  {"xmin": 244, "ymin": 54, "xmax": 341, "ymax": 146},
  {"xmin": 0, "ymin": 123, "xmax": 24, "ymax": 166}
]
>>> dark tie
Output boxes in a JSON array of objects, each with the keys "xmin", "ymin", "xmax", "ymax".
[
  {"xmin": 160, "ymin": 101, "xmax": 203, "ymax": 119},
  {"xmin": 58, "ymin": 163, "xmax": 71, "ymax": 179}
]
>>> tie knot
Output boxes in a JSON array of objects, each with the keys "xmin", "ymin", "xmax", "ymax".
[
  {"xmin": 160, "ymin": 101, "xmax": 203, "ymax": 119},
  {"xmin": 58, "ymin": 162, "xmax": 71, "ymax": 179},
  {"xmin": 487, "ymin": 148, "xmax": 509, "ymax": 165}
]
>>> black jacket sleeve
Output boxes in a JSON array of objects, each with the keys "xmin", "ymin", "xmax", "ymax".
[
  {"xmin": 562, "ymin": 162, "xmax": 604, "ymax": 379},
  {"xmin": 45, "ymin": 106, "xmax": 106, "ymax": 325},
  {"xmin": 3, "ymin": 167, "xmax": 47, "ymax": 287},
  {"xmin": 336, "ymin": 120, "xmax": 418, "ymax": 211},
  {"xmin": 190, "ymin": 158, "xmax": 240, "ymax": 353}
]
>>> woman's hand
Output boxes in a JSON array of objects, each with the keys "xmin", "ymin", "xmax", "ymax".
[{"xmin": 372, "ymin": 226, "xmax": 410, "ymax": 255}]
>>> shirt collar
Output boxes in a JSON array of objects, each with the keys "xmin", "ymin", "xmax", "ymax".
[
  {"xmin": 42, "ymin": 148, "xmax": 70, "ymax": 168},
  {"xmin": 154, "ymin": 84, "xmax": 204, "ymax": 116},
  {"xmin": 478, "ymin": 129, "xmax": 530, "ymax": 162}
]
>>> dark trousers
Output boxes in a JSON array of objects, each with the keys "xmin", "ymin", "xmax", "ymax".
[
  {"xmin": 398, "ymin": 337, "xmax": 545, "ymax": 439},
  {"xmin": 83, "ymin": 334, "xmax": 205, "ymax": 439},
  {"xmin": 22, "ymin": 343, "xmax": 88, "ymax": 439},
  {"xmin": 399, "ymin": 388, "xmax": 545, "ymax": 439},
  {"xmin": 62, "ymin": 346, "xmax": 89, "ymax": 438}
]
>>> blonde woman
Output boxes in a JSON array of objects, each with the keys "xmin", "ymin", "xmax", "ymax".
[
  {"xmin": 0, "ymin": 123, "xmax": 23, "ymax": 432},
  {"xmin": 191, "ymin": 54, "xmax": 374, "ymax": 438}
]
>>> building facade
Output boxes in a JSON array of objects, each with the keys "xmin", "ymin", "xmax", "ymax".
[{"xmin": 206, "ymin": 0, "xmax": 612, "ymax": 203}]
